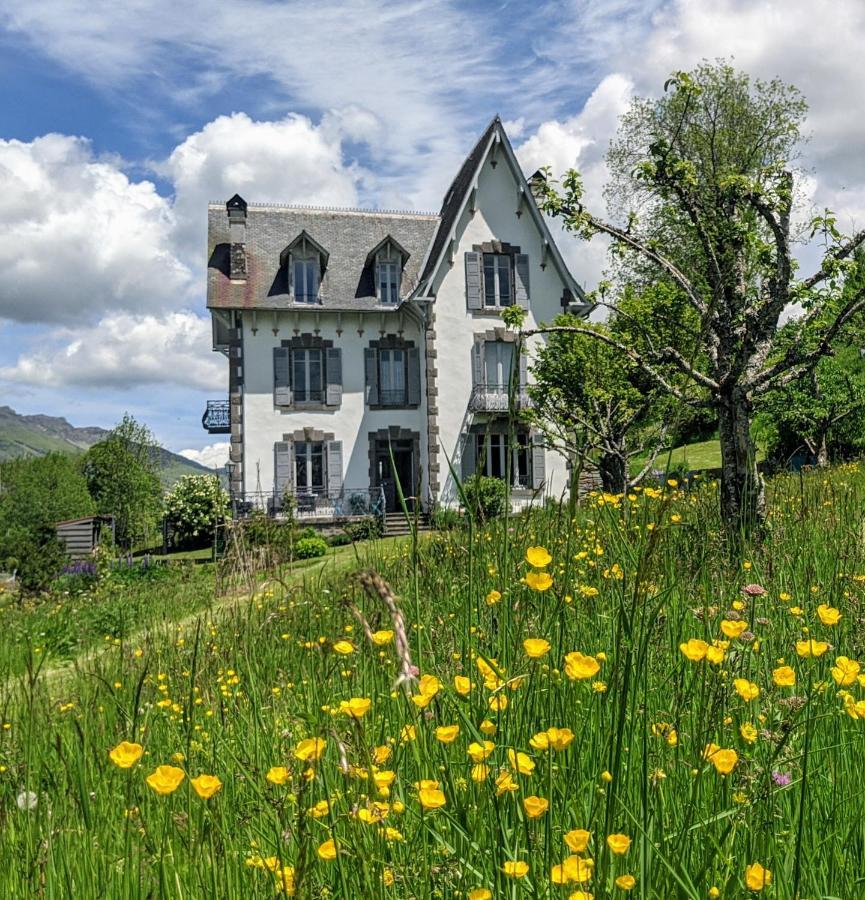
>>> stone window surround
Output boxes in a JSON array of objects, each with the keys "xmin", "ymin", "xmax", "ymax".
[
  {"xmin": 279, "ymin": 429, "xmax": 336, "ymax": 494},
  {"xmin": 466, "ymin": 420, "xmax": 536, "ymax": 494},
  {"xmin": 277, "ymin": 333, "xmax": 334, "ymax": 412},
  {"xmin": 367, "ymin": 333, "xmax": 419, "ymax": 410},
  {"xmin": 471, "ymin": 242, "xmax": 522, "ymax": 316},
  {"xmin": 368, "ymin": 426, "xmax": 421, "ymax": 493}
]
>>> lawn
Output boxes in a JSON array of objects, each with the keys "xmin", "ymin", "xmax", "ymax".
[{"xmin": 1, "ymin": 471, "xmax": 864, "ymax": 897}]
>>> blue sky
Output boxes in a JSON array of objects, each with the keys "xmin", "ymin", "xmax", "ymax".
[{"xmin": 2, "ymin": 0, "xmax": 864, "ymax": 467}]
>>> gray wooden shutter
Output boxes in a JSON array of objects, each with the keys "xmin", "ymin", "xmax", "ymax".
[
  {"xmin": 273, "ymin": 347, "xmax": 292, "ymax": 407},
  {"xmin": 274, "ymin": 441, "xmax": 293, "ymax": 499},
  {"xmin": 519, "ymin": 348, "xmax": 528, "ymax": 393},
  {"xmin": 531, "ymin": 433, "xmax": 546, "ymax": 489},
  {"xmin": 326, "ymin": 440, "xmax": 343, "ymax": 498},
  {"xmin": 364, "ymin": 347, "xmax": 379, "ymax": 405},
  {"xmin": 515, "ymin": 254, "xmax": 530, "ymax": 306},
  {"xmin": 407, "ymin": 347, "xmax": 421, "ymax": 406},
  {"xmin": 465, "ymin": 251, "xmax": 482, "ymax": 310},
  {"xmin": 326, "ymin": 347, "xmax": 342, "ymax": 406},
  {"xmin": 461, "ymin": 432, "xmax": 477, "ymax": 481},
  {"xmin": 471, "ymin": 340, "xmax": 484, "ymax": 386}
]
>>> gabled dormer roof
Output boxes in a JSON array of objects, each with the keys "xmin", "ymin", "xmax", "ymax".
[
  {"xmin": 415, "ymin": 116, "xmax": 589, "ymax": 309},
  {"xmin": 280, "ymin": 230, "xmax": 330, "ymax": 271},
  {"xmin": 364, "ymin": 234, "xmax": 411, "ymax": 267}
]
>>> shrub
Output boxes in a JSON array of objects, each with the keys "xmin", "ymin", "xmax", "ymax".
[
  {"xmin": 431, "ymin": 507, "xmax": 462, "ymax": 531},
  {"xmin": 164, "ymin": 475, "xmax": 229, "ymax": 549},
  {"xmin": 462, "ymin": 475, "xmax": 509, "ymax": 521},
  {"xmin": 344, "ymin": 517, "xmax": 383, "ymax": 542},
  {"xmin": 293, "ymin": 536, "xmax": 328, "ymax": 559}
]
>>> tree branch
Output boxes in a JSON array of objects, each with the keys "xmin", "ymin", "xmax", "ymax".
[{"xmin": 800, "ymin": 228, "xmax": 865, "ymax": 291}]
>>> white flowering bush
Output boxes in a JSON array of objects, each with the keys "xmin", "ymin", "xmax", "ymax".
[{"xmin": 163, "ymin": 475, "xmax": 229, "ymax": 547}]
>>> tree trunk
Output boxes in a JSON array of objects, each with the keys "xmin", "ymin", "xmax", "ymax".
[
  {"xmin": 717, "ymin": 391, "xmax": 765, "ymax": 538},
  {"xmin": 598, "ymin": 451, "xmax": 627, "ymax": 495},
  {"xmin": 816, "ymin": 433, "xmax": 829, "ymax": 468}
]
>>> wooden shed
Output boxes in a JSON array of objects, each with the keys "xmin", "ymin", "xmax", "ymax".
[{"xmin": 55, "ymin": 515, "xmax": 115, "ymax": 560}]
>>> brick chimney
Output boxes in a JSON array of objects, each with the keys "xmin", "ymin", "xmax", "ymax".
[{"xmin": 226, "ymin": 194, "xmax": 248, "ymax": 280}]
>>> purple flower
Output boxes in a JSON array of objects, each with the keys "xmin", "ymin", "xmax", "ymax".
[{"xmin": 771, "ymin": 770, "xmax": 792, "ymax": 787}]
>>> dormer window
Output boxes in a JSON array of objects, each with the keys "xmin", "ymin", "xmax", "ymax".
[
  {"xmin": 367, "ymin": 236, "xmax": 409, "ymax": 305},
  {"xmin": 282, "ymin": 231, "xmax": 328, "ymax": 304},
  {"xmin": 293, "ymin": 254, "xmax": 319, "ymax": 303}
]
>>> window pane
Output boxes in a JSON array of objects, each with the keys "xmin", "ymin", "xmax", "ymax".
[
  {"xmin": 311, "ymin": 442, "xmax": 324, "ymax": 489},
  {"xmin": 295, "ymin": 442, "xmax": 308, "ymax": 489},
  {"xmin": 309, "ymin": 350, "xmax": 322, "ymax": 396},
  {"xmin": 497, "ymin": 257, "xmax": 511, "ymax": 305},
  {"xmin": 293, "ymin": 351, "xmax": 307, "ymax": 400},
  {"xmin": 490, "ymin": 434, "xmax": 504, "ymax": 479},
  {"xmin": 483, "ymin": 255, "xmax": 496, "ymax": 306}
]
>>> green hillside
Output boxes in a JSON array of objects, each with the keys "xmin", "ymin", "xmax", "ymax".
[{"xmin": 0, "ymin": 406, "xmax": 218, "ymax": 487}]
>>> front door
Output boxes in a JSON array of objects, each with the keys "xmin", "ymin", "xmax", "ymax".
[{"xmin": 375, "ymin": 439, "xmax": 416, "ymax": 512}]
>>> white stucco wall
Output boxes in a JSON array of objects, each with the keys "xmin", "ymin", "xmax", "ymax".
[
  {"xmin": 429, "ymin": 151, "xmax": 573, "ymax": 504},
  {"xmin": 239, "ymin": 310, "xmax": 427, "ymax": 501}
]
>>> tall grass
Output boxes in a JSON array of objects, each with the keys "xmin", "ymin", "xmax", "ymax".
[{"xmin": 1, "ymin": 466, "xmax": 865, "ymax": 897}]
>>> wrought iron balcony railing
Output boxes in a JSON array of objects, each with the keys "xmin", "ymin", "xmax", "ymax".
[
  {"xmin": 202, "ymin": 400, "xmax": 231, "ymax": 434},
  {"xmin": 469, "ymin": 383, "xmax": 532, "ymax": 413}
]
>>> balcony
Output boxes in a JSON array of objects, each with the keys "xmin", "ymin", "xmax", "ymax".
[
  {"xmin": 469, "ymin": 383, "xmax": 532, "ymax": 413},
  {"xmin": 202, "ymin": 400, "xmax": 231, "ymax": 434}
]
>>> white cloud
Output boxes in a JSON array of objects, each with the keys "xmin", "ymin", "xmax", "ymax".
[
  {"xmin": 0, "ymin": 312, "xmax": 223, "ymax": 390},
  {"xmin": 179, "ymin": 442, "xmax": 229, "ymax": 469},
  {"xmin": 163, "ymin": 112, "xmax": 366, "ymax": 259},
  {"xmin": 0, "ymin": 133, "xmax": 193, "ymax": 325}
]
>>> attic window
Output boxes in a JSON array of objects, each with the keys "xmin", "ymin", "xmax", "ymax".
[
  {"xmin": 293, "ymin": 253, "xmax": 320, "ymax": 303},
  {"xmin": 376, "ymin": 244, "xmax": 401, "ymax": 304}
]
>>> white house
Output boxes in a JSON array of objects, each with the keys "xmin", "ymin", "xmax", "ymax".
[{"xmin": 204, "ymin": 117, "xmax": 591, "ymax": 520}]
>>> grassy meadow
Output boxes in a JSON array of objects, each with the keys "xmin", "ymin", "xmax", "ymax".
[{"xmin": 1, "ymin": 467, "xmax": 865, "ymax": 898}]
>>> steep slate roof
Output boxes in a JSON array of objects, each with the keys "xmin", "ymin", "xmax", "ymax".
[{"xmin": 207, "ymin": 205, "xmax": 439, "ymax": 312}]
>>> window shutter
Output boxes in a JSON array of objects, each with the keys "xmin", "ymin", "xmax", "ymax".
[
  {"xmin": 471, "ymin": 340, "xmax": 484, "ymax": 386},
  {"xmin": 515, "ymin": 254, "xmax": 530, "ymax": 306},
  {"xmin": 326, "ymin": 440, "xmax": 343, "ymax": 498},
  {"xmin": 274, "ymin": 441, "xmax": 293, "ymax": 499},
  {"xmin": 531, "ymin": 433, "xmax": 546, "ymax": 490},
  {"xmin": 364, "ymin": 347, "xmax": 380, "ymax": 405},
  {"xmin": 519, "ymin": 347, "xmax": 528, "ymax": 395},
  {"xmin": 461, "ymin": 433, "xmax": 477, "ymax": 481},
  {"xmin": 465, "ymin": 251, "xmax": 482, "ymax": 310},
  {"xmin": 325, "ymin": 347, "xmax": 342, "ymax": 406},
  {"xmin": 273, "ymin": 347, "xmax": 292, "ymax": 407},
  {"xmin": 407, "ymin": 347, "xmax": 421, "ymax": 406}
]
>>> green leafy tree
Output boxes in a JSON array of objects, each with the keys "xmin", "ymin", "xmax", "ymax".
[
  {"xmin": 532, "ymin": 62, "xmax": 865, "ymax": 538},
  {"xmin": 0, "ymin": 453, "xmax": 94, "ymax": 589},
  {"xmin": 82, "ymin": 414, "xmax": 162, "ymax": 550},
  {"xmin": 164, "ymin": 474, "xmax": 229, "ymax": 548}
]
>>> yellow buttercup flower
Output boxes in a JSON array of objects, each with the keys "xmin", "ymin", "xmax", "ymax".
[
  {"xmin": 307, "ymin": 799, "xmax": 329, "ymax": 818},
  {"xmin": 745, "ymin": 862, "xmax": 772, "ymax": 891},
  {"xmin": 190, "ymin": 774, "xmax": 222, "ymax": 800},
  {"xmin": 317, "ymin": 839, "xmax": 337, "ymax": 860},
  {"xmin": 523, "ymin": 637, "xmax": 551, "ymax": 659},
  {"xmin": 551, "ymin": 854, "xmax": 594, "ymax": 884},
  {"xmin": 679, "ymin": 638, "xmax": 708, "ymax": 662},
  {"xmin": 564, "ymin": 651, "xmax": 601, "ymax": 680},
  {"xmin": 418, "ymin": 787, "xmax": 446, "ymax": 809},
  {"xmin": 495, "ymin": 771, "xmax": 518, "ymax": 795},
  {"xmin": 266, "ymin": 766, "xmax": 289, "ymax": 785},
  {"xmin": 816, "ymin": 604, "xmax": 841, "ymax": 626},
  {"xmin": 468, "ymin": 890, "xmax": 492, "ymax": 900},
  {"xmin": 371, "ymin": 629, "xmax": 394, "ymax": 645},
  {"xmin": 721, "ymin": 619, "xmax": 748, "ymax": 639},
  {"xmin": 547, "ymin": 727, "xmax": 574, "ymax": 751},
  {"xmin": 332, "ymin": 640, "xmax": 354, "ymax": 655},
  {"xmin": 145, "ymin": 765, "xmax": 185, "ymax": 796},
  {"xmin": 773, "ymin": 665, "xmax": 796, "ymax": 687},
  {"xmin": 616, "ymin": 874, "xmax": 636, "ymax": 891},
  {"xmin": 704, "ymin": 745, "xmax": 738, "ymax": 775},
  {"xmin": 526, "ymin": 546, "xmax": 552, "ymax": 568},
  {"xmin": 109, "ymin": 741, "xmax": 143, "ymax": 769},
  {"xmin": 411, "ymin": 674, "xmax": 442, "ymax": 708},
  {"xmin": 471, "ymin": 763, "xmax": 490, "ymax": 782},
  {"xmin": 796, "ymin": 639, "xmax": 829, "ymax": 658},
  {"xmin": 526, "ymin": 571, "xmax": 554, "ymax": 592},
  {"xmin": 294, "ymin": 737, "xmax": 326, "ymax": 761},
  {"xmin": 522, "ymin": 795, "xmax": 549, "ymax": 818},
  {"xmin": 740, "ymin": 722, "xmax": 758, "ymax": 744},
  {"xmin": 434, "ymin": 725, "xmax": 460, "ymax": 744},
  {"xmin": 564, "ymin": 829, "xmax": 591, "ymax": 853},
  {"xmin": 467, "ymin": 741, "xmax": 496, "ymax": 762},
  {"xmin": 606, "ymin": 833, "xmax": 631, "ymax": 855},
  {"xmin": 508, "ymin": 749, "xmax": 536, "ymax": 775},
  {"xmin": 485, "ymin": 590, "xmax": 502, "ymax": 606},
  {"xmin": 340, "ymin": 697, "xmax": 371, "ymax": 718},
  {"xmin": 454, "ymin": 675, "xmax": 473, "ymax": 695},
  {"xmin": 502, "ymin": 860, "xmax": 529, "ymax": 879},
  {"xmin": 831, "ymin": 656, "xmax": 860, "ymax": 686},
  {"xmin": 734, "ymin": 678, "xmax": 760, "ymax": 702}
]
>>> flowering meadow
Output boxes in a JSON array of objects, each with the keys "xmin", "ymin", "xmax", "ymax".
[{"xmin": 2, "ymin": 467, "xmax": 865, "ymax": 898}]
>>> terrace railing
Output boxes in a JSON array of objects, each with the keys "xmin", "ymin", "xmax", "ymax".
[
  {"xmin": 468, "ymin": 383, "xmax": 532, "ymax": 413},
  {"xmin": 202, "ymin": 400, "xmax": 231, "ymax": 434},
  {"xmin": 231, "ymin": 486, "xmax": 386, "ymax": 522}
]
